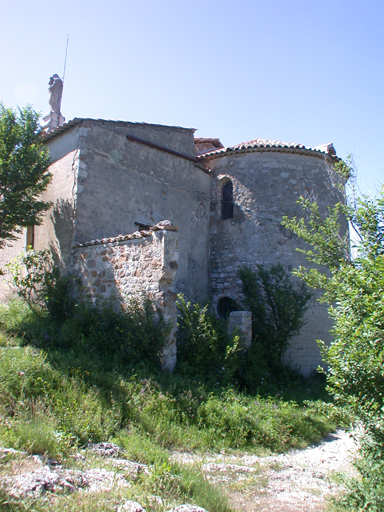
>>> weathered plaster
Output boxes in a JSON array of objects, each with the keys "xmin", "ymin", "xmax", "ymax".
[
  {"xmin": 0, "ymin": 117, "xmax": 346, "ymax": 375},
  {"xmin": 73, "ymin": 120, "xmax": 210, "ymax": 301}
]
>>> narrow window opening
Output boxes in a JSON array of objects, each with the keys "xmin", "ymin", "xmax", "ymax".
[
  {"xmin": 221, "ymin": 181, "xmax": 234, "ymax": 219},
  {"xmin": 26, "ymin": 226, "xmax": 35, "ymax": 250}
]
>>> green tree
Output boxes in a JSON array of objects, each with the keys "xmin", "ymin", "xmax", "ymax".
[
  {"xmin": 238, "ymin": 264, "xmax": 311, "ymax": 372},
  {"xmin": 282, "ymin": 177, "xmax": 384, "ymax": 510},
  {"xmin": 0, "ymin": 104, "xmax": 51, "ymax": 247}
]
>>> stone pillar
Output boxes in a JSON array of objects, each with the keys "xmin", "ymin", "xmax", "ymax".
[
  {"xmin": 228, "ymin": 311, "xmax": 252, "ymax": 349},
  {"xmin": 157, "ymin": 228, "xmax": 179, "ymax": 371}
]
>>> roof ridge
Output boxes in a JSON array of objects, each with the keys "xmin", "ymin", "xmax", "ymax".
[{"xmin": 197, "ymin": 137, "xmax": 337, "ymax": 160}]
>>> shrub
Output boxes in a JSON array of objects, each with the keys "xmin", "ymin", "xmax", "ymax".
[
  {"xmin": 282, "ymin": 182, "xmax": 384, "ymax": 507},
  {"xmin": 176, "ymin": 294, "xmax": 241, "ymax": 385},
  {"xmin": 6, "ymin": 249, "xmax": 75, "ymax": 322},
  {"xmin": 238, "ymin": 264, "xmax": 311, "ymax": 373},
  {"xmin": 54, "ymin": 295, "xmax": 168, "ymax": 369}
]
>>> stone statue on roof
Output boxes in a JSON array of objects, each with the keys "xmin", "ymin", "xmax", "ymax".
[
  {"xmin": 42, "ymin": 74, "xmax": 65, "ymax": 133},
  {"xmin": 48, "ymin": 74, "xmax": 63, "ymax": 114}
]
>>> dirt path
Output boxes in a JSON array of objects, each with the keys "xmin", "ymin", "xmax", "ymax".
[{"xmin": 172, "ymin": 429, "xmax": 358, "ymax": 511}]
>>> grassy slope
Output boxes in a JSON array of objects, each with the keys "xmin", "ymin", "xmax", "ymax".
[{"xmin": 0, "ymin": 300, "xmax": 351, "ymax": 511}]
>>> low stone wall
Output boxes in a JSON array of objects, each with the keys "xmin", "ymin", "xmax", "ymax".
[{"xmin": 72, "ymin": 223, "xmax": 179, "ymax": 370}]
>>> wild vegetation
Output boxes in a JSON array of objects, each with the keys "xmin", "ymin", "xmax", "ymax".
[
  {"xmin": 0, "ymin": 105, "xmax": 52, "ymax": 247},
  {"xmin": 282, "ymin": 161, "xmax": 384, "ymax": 510},
  {"xmin": 176, "ymin": 264, "xmax": 312, "ymax": 394},
  {"xmin": 0, "ymin": 250, "xmax": 350, "ymax": 510}
]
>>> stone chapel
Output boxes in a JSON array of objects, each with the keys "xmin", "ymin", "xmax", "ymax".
[{"xmin": 0, "ymin": 76, "xmax": 345, "ymax": 373}]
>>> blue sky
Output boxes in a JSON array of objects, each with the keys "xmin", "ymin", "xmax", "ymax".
[{"xmin": 1, "ymin": 0, "xmax": 383, "ymax": 194}]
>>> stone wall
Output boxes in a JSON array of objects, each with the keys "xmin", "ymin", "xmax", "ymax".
[
  {"xmin": 36, "ymin": 123, "xmax": 83, "ymax": 270},
  {"xmin": 72, "ymin": 223, "xmax": 179, "ymax": 370},
  {"xmin": 73, "ymin": 120, "xmax": 210, "ymax": 302},
  {"xmin": 208, "ymin": 149, "xmax": 344, "ymax": 375}
]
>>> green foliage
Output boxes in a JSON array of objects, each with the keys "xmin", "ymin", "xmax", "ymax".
[
  {"xmin": 116, "ymin": 373, "xmax": 347, "ymax": 453},
  {"xmin": 0, "ymin": 104, "xmax": 51, "ymax": 246},
  {"xmin": 52, "ymin": 295, "xmax": 168, "ymax": 369},
  {"xmin": 0, "ymin": 290, "xmax": 170, "ymax": 449},
  {"xmin": 282, "ymin": 184, "xmax": 384, "ymax": 508},
  {"xmin": 7, "ymin": 249, "xmax": 54, "ymax": 306},
  {"xmin": 6, "ymin": 248, "xmax": 75, "ymax": 321},
  {"xmin": 0, "ymin": 488, "xmax": 36, "ymax": 511},
  {"xmin": 176, "ymin": 294, "xmax": 241, "ymax": 384},
  {"xmin": 138, "ymin": 460, "xmax": 234, "ymax": 512},
  {"xmin": 114, "ymin": 427, "xmax": 170, "ymax": 465},
  {"xmin": 3, "ymin": 405, "xmax": 72, "ymax": 460},
  {"xmin": 0, "ymin": 253, "xmax": 351, "ymax": 508},
  {"xmin": 0, "ymin": 344, "xmax": 123, "ymax": 449},
  {"xmin": 335, "ymin": 435, "xmax": 384, "ymax": 511},
  {"xmin": 0, "ymin": 303, "xmax": 349, "ymax": 457},
  {"xmin": 0, "ymin": 296, "xmax": 350, "ymax": 509},
  {"xmin": 195, "ymin": 389, "xmax": 343, "ymax": 451},
  {"xmin": 238, "ymin": 264, "xmax": 311, "ymax": 372}
]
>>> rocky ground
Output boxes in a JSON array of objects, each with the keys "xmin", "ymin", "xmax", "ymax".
[
  {"xmin": 172, "ymin": 429, "xmax": 358, "ymax": 511},
  {"xmin": 0, "ymin": 431, "xmax": 358, "ymax": 511}
]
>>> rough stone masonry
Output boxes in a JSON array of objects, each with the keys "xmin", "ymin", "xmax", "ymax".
[{"xmin": 0, "ymin": 105, "xmax": 346, "ymax": 373}]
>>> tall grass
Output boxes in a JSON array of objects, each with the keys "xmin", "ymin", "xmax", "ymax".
[
  {"xmin": 0, "ymin": 327, "xmax": 349, "ymax": 458},
  {"xmin": 0, "ymin": 297, "xmax": 352, "ymax": 512}
]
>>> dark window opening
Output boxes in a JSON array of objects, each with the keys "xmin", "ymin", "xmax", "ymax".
[
  {"xmin": 221, "ymin": 181, "xmax": 234, "ymax": 219},
  {"xmin": 217, "ymin": 296, "xmax": 238, "ymax": 319},
  {"xmin": 26, "ymin": 226, "xmax": 35, "ymax": 249}
]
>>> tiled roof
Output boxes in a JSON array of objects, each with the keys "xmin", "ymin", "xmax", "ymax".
[
  {"xmin": 42, "ymin": 117, "xmax": 83, "ymax": 141},
  {"xmin": 42, "ymin": 117, "xmax": 195, "ymax": 142},
  {"xmin": 233, "ymin": 138, "xmax": 307, "ymax": 150},
  {"xmin": 73, "ymin": 221, "xmax": 178, "ymax": 249},
  {"xmin": 197, "ymin": 138, "xmax": 337, "ymax": 160}
]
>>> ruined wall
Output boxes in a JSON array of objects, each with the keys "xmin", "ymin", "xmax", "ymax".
[
  {"xmin": 73, "ymin": 120, "xmax": 210, "ymax": 301},
  {"xmin": 208, "ymin": 149, "xmax": 344, "ymax": 375},
  {"xmin": 72, "ymin": 224, "xmax": 179, "ymax": 370}
]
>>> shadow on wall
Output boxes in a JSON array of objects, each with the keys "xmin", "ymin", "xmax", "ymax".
[
  {"xmin": 49, "ymin": 199, "xmax": 75, "ymax": 271},
  {"xmin": 71, "ymin": 227, "xmax": 179, "ymax": 370}
]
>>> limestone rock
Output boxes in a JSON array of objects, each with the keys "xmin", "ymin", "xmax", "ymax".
[
  {"xmin": 167, "ymin": 506, "xmax": 209, "ymax": 512},
  {"xmin": 117, "ymin": 500, "xmax": 146, "ymax": 512},
  {"xmin": 88, "ymin": 442, "xmax": 123, "ymax": 458},
  {"xmin": 1, "ymin": 466, "xmax": 129, "ymax": 499}
]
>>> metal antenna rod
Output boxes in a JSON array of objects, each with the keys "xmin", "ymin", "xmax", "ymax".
[{"xmin": 62, "ymin": 35, "xmax": 69, "ymax": 84}]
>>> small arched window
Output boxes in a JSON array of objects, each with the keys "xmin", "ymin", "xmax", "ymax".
[
  {"xmin": 221, "ymin": 180, "xmax": 234, "ymax": 220},
  {"xmin": 217, "ymin": 296, "xmax": 238, "ymax": 319}
]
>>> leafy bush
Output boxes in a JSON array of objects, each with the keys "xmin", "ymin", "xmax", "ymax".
[
  {"xmin": 6, "ymin": 248, "xmax": 75, "ymax": 322},
  {"xmin": 176, "ymin": 294, "xmax": 241, "ymax": 384},
  {"xmin": 238, "ymin": 264, "xmax": 311, "ymax": 373},
  {"xmin": 2, "ymin": 296, "xmax": 168, "ymax": 372},
  {"xmin": 63, "ymin": 295, "xmax": 168, "ymax": 369},
  {"xmin": 6, "ymin": 249, "xmax": 55, "ymax": 307}
]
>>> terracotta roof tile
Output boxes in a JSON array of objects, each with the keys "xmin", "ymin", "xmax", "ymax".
[
  {"xmin": 73, "ymin": 222, "xmax": 178, "ymax": 249},
  {"xmin": 197, "ymin": 138, "xmax": 337, "ymax": 160}
]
